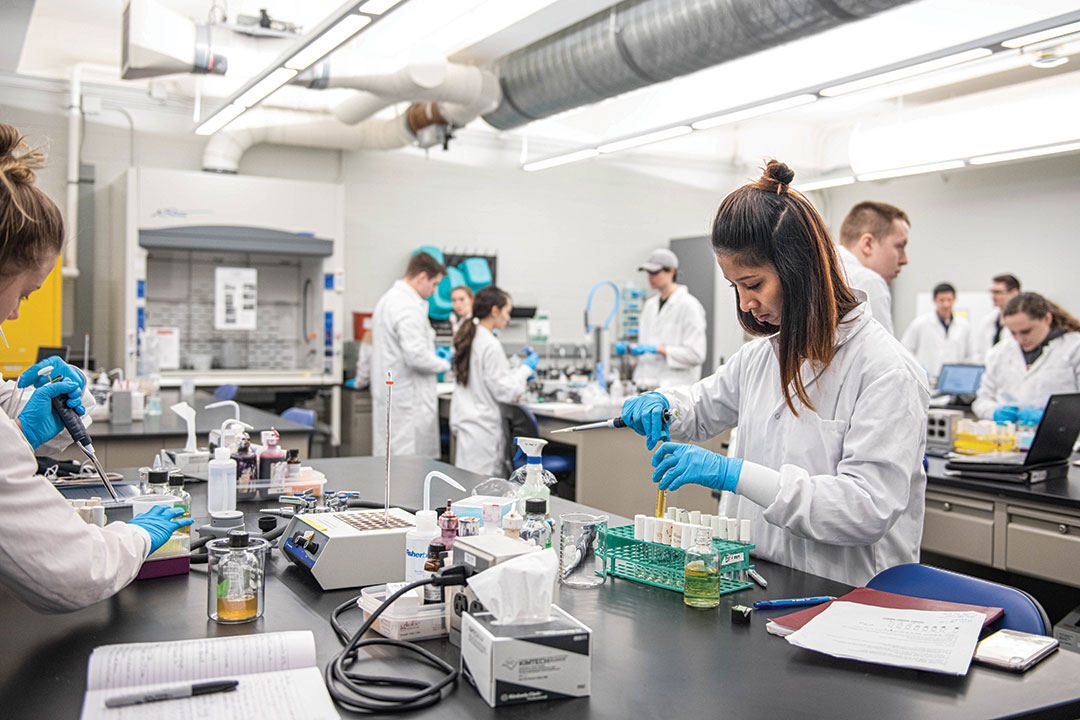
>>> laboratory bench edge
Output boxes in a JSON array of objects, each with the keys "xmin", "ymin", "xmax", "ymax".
[{"xmin": 1, "ymin": 455, "xmax": 1079, "ymax": 720}]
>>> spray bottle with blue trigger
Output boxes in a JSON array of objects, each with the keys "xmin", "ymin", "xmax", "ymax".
[{"xmin": 511, "ymin": 437, "xmax": 556, "ymax": 526}]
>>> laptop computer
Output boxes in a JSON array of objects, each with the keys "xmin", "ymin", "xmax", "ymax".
[
  {"xmin": 945, "ymin": 393, "xmax": 1080, "ymax": 482},
  {"xmin": 930, "ymin": 364, "xmax": 984, "ymax": 406}
]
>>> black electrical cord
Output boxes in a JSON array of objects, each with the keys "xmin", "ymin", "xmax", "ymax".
[
  {"xmin": 189, "ymin": 523, "xmax": 287, "ymax": 564},
  {"xmin": 324, "ymin": 565, "xmax": 470, "ymax": 714}
]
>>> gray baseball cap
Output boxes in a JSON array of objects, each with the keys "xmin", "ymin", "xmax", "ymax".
[{"xmin": 639, "ymin": 248, "xmax": 679, "ymax": 273}]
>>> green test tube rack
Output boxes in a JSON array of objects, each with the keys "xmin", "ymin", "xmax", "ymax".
[{"xmin": 601, "ymin": 525, "xmax": 754, "ymax": 595}]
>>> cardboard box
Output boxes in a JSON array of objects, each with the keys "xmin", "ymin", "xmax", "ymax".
[
  {"xmin": 461, "ymin": 605, "xmax": 591, "ymax": 708},
  {"xmin": 1054, "ymin": 605, "xmax": 1080, "ymax": 654},
  {"xmin": 448, "ymin": 534, "xmax": 539, "ymax": 646}
]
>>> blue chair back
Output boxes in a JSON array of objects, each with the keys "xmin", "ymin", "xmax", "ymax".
[
  {"xmin": 214, "ymin": 384, "xmax": 237, "ymax": 401},
  {"xmin": 499, "ymin": 403, "xmax": 576, "ymax": 475},
  {"xmin": 461, "ymin": 257, "xmax": 492, "ymax": 292},
  {"xmin": 282, "ymin": 407, "xmax": 315, "ymax": 428},
  {"xmin": 866, "ymin": 563, "xmax": 1051, "ymax": 635}
]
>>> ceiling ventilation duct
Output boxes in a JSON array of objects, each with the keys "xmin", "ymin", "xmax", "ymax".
[{"xmin": 482, "ymin": 0, "xmax": 916, "ymax": 130}]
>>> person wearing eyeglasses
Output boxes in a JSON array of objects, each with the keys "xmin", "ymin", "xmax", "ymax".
[{"xmin": 970, "ymin": 274, "xmax": 1021, "ymax": 363}]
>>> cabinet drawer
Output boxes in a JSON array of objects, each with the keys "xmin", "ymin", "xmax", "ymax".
[
  {"xmin": 922, "ymin": 493, "xmax": 994, "ymax": 564},
  {"xmin": 1006, "ymin": 507, "xmax": 1080, "ymax": 588}
]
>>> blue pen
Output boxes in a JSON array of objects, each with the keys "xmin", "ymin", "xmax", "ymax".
[{"xmin": 753, "ymin": 596, "xmax": 836, "ymax": 609}]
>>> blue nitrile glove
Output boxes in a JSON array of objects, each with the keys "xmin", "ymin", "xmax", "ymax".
[
  {"xmin": 621, "ymin": 392, "xmax": 669, "ymax": 450},
  {"xmin": 435, "ymin": 346, "xmax": 453, "ymax": 362},
  {"xmin": 1018, "ymin": 406, "xmax": 1044, "ymax": 426},
  {"xmin": 18, "ymin": 356, "xmax": 86, "ymax": 392},
  {"xmin": 344, "ymin": 378, "xmax": 357, "ymax": 388},
  {"xmin": 631, "ymin": 344, "xmax": 657, "ymax": 355},
  {"xmin": 615, "ymin": 341, "xmax": 630, "ymax": 356},
  {"xmin": 523, "ymin": 351, "xmax": 539, "ymax": 371},
  {"xmin": 128, "ymin": 505, "xmax": 193, "ymax": 555},
  {"xmin": 18, "ymin": 379, "xmax": 83, "ymax": 449},
  {"xmin": 651, "ymin": 442, "xmax": 743, "ymax": 493},
  {"xmin": 993, "ymin": 405, "xmax": 1020, "ymax": 423}
]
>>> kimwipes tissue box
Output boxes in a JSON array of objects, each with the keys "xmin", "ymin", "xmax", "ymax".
[{"xmin": 461, "ymin": 604, "xmax": 592, "ymax": 707}]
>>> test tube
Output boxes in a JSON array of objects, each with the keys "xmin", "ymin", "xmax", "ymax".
[
  {"xmin": 676, "ymin": 509, "xmax": 689, "ymax": 524},
  {"xmin": 717, "ymin": 516, "xmax": 729, "ymax": 540},
  {"xmin": 664, "ymin": 507, "xmax": 677, "ymax": 521},
  {"xmin": 660, "ymin": 518, "xmax": 673, "ymax": 546},
  {"xmin": 688, "ymin": 510, "xmax": 701, "ymax": 526},
  {"xmin": 634, "ymin": 514, "xmax": 646, "ymax": 540},
  {"xmin": 680, "ymin": 525, "xmax": 694, "ymax": 550},
  {"xmin": 711, "ymin": 515, "xmax": 722, "ymax": 539},
  {"xmin": 652, "ymin": 517, "xmax": 665, "ymax": 544},
  {"xmin": 727, "ymin": 518, "xmax": 739, "ymax": 543},
  {"xmin": 643, "ymin": 517, "xmax": 657, "ymax": 544},
  {"xmin": 670, "ymin": 522, "xmax": 683, "ymax": 548},
  {"xmin": 740, "ymin": 519, "xmax": 752, "ymax": 543}
]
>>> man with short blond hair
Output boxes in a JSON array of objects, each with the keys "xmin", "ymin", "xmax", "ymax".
[{"xmin": 836, "ymin": 201, "xmax": 911, "ymax": 335}]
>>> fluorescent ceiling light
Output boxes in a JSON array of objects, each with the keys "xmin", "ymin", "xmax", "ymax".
[
  {"xmin": 361, "ymin": 0, "xmax": 405, "ymax": 14},
  {"xmin": 857, "ymin": 160, "xmax": 965, "ymax": 182},
  {"xmin": 820, "ymin": 48, "xmax": 993, "ymax": 97},
  {"xmin": 597, "ymin": 126, "xmax": 692, "ymax": 154},
  {"xmin": 691, "ymin": 95, "xmax": 817, "ymax": 131},
  {"xmin": 1002, "ymin": 21, "xmax": 1080, "ymax": 49},
  {"xmin": 195, "ymin": 103, "xmax": 246, "ymax": 136},
  {"xmin": 235, "ymin": 68, "xmax": 298, "ymax": 107},
  {"xmin": 285, "ymin": 14, "xmax": 372, "ymax": 70},
  {"xmin": 522, "ymin": 149, "xmax": 599, "ymax": 172},
  {"xmin": 796, "ymin": 176, "xmax": 856, "ymax": 192},
  {"xmin": 969, "ymin": 141, "xmax": 1080, "ymax": 165}
]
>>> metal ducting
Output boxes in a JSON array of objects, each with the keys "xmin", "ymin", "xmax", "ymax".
[{"xmin": 483, "ymin": 0, "xmax": 916, "ymax": 130}]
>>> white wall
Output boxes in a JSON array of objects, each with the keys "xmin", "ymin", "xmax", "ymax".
[{"xmin": 819, "ymin": 152, "xmax": 1080, "ymax": 337}]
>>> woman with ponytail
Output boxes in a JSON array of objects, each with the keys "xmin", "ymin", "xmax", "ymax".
[
  {"xmin": 620, "ymin": 160, "xmax": 930, "ymax": 586},
  {"xmin": 450, "ymin": 286, "xmax": 538, "ymax": 475},
  {"xmin": 973, "ymin": 291, "xmax": 1080, "ymax": 421},
  {"xmin": 0, "ymin": 123, "xmax": 189, "ymax": 613}
]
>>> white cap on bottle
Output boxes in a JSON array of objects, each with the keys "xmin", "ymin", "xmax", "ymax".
[
  {"xmin": 740, "ymin": 518, "xmax": 752, "ymax": 543},
  {"xmin": 414, "ymin": 509, "xmax": 437, "ymax": 533},
  {"xmin": 215, "ymin": 446, "xmax": 231, "ymax": 461}
]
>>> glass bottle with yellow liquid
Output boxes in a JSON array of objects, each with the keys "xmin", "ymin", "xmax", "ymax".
[
  {"xmin": 167, "ymin": 474, "xmax": 191, "ymax": 536},
  {"xmin": 684, "ymin": 527, "xmax": 720, "ymax": 608},
  {"xmin": 208, "ymin": 530, "xmax": 267, "ymax": 624}
]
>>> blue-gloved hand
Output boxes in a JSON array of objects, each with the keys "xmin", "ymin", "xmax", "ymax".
[
  {"xmin": 128, "ymin": 505, "xmax": 193, "ymax": 555},
  {"xmin": 435, "ymin": 346, "xmax": 453, "ymax": 362},
  {"xmin": 17, "ymin": 356, "xmax": 86, "ymax": 391},
  {"xmin": 631, "ymin": 344, "xmax": 657, "ymax": 355},
  {"xmin": 523, "ymin": 351, "xmax": 539, "ymax": 371},
  {"xmin": 993, "ymin": 405, "xmax": 1020, "ymax": 423},
  {"xmin": 1018, "ymin": 406, "xmax": 1044, "ymax": 426},
  {"xmin": 18, "ymin": 379, "xmax": 83, "ymax": 449},
  {"xmin": 621, "ymin": 392, "xmax": 669, "ymax": 450},
  {"xmin": 344, "ymin": 378, "xmax": 357, "ymax": 388},
  {"xmin": 615, "ymin": 341, "xmax": 630, "ymax": 356},
  {"xmin": 651, "ymin": 442, "xmax": 743, "ymax": 493}
]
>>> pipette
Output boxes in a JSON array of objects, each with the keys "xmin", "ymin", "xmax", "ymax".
[
  {"xmin": 549, "ymin": 408, "xmax": 677, "ymax": 434},
  {"xmin": 383, "ymin": 370, "xmax": 392, "ymax": 527},
  {"xmin": 48, "ymin": 376, "xmax": 119, "ymax": 501}
]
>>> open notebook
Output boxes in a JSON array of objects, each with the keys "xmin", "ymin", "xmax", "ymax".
[{"xmin": 80, "ymin": 631, "xmax": 339, "ymax": 720}]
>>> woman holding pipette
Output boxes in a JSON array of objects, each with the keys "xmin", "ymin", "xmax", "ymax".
[
  {"xmin": 622, "ymin": 161, "xmax": 929, "ymax": 586},
  {"xmin": 0, "ymin": 122, "xmax": 190, "ymax": 612}
]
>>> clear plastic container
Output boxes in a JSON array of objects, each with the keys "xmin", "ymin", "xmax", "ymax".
[
  {"xmin": 207, "ymin": 532, "xmax": 269, "ymax": 624},
  {"xmin": 358, "ymin": 584, "xmax": 447, "ymax": 640}
]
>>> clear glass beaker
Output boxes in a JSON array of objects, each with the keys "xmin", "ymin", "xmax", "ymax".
[
  {"xmin": 207, "ymin": 535, "xmax": 269, "ymax": 624},
  {"xmin": 558, "ymin": 512, "xmax": 608, "ymax": 588}
]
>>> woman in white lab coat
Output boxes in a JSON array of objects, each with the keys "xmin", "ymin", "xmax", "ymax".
[
  {"xmin": 0, "ymin": 123, "xmax": 189, "ymax": 613},
  {"xmin": 622, "ymin": 161, "xmax": 929, "ymax": 587},
  {"xmin": 449, "ymin": 285, "xmax": 473, "ymax": 336},
  {"xmin": 972, "ymin": 292, "xmax": 1080, "ymax": 421},
  {"xmin": 450, "ymin": 286, "xmax": 537, "ymax": 476}
]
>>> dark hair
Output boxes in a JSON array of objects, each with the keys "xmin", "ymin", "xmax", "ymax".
[
  {"xmin": 838, "ymin": 200, "xmax": 910, "ymax": 248},
  {"xmin": 453, "ymin": 286, "xmax": 511, "ymax": 386},
  {"xmin": 712, "ymin": 160, "xmax": 859, "ymax": 415},
  {"xmin": 451, "ymin": 285, "xmax": 473, "ymax": 299},
  {"xmin": 1003, "ymin": 292, "xmax": 1080, "ymax": 333},
  {"xmin": 933, "ymin": 283, "xmax": 956, "ymax": 298},
  {"xmin": 405, "ymin": 251, "xmax": 446, "ymax": 280},
  {"xmin": 992, "ymin": 273, "xmax": 1021, "ymax": 292},
  {"xmin": 0, "ymin": 123, "xmax": 64, "ymax": 278}
]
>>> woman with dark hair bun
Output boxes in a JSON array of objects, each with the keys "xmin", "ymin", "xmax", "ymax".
[
  {"xmin": 973, "ymin": 291, "xmax": 1080, "ymax": 422},
  {"xmin": 621, "ymin": 160, "xmax": 930, "ymax": 586}
]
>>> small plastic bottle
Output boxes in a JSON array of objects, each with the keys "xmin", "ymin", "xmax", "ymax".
[
  {"xmin": 422, "ymin": 542, "xmax": 446, "ymax": 605},
  {"xmin": 207, "ymin": 447, "xmax": 237, "ymax": 514},
  {"xmin": 258, "ymin": 430, "xmax": 286, "ymax": 496},
  {"xmin": 146, "ymin": 469, "xmax": 170, "ymax": 495},
  {"xmin": 520, "ymin": 498, "xmax": 552, "ymax": 548},
  {"xmin": 167, "ymin": 474, "xmax": 192, "ymax": 536},
  {"xmin": 438, "ymin": 499, "xmax": 459, "ymax": 550},
  {"xmin": 502, "ymin": 511, "xmax": 523, "ymax": 540},
  {"xmin": 232, "ymin": 433, "xmax": 257, "ymax": 501},
  {"xmin": 405, "ymin": 510, "xmax": 440, "ymax": 582},
  {"xmin": 684, "ymin": 526, "xmax": 720, "ymax": 608}
]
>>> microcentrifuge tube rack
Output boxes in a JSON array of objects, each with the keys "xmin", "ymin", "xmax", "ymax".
[{"xmin": 600, "ymin": 525, "xmax": 755, "ymax": 595}]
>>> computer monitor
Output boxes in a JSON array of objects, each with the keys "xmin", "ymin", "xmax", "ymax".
[{"xmin": 936, "ymin": 364, "xmax": 985, "ymax": 395}]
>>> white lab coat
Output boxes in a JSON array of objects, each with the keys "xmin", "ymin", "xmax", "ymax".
[
  {"xmin": 450, "ymin": 326, "xmax": 532, "ymax": 476},
  {"xmin": 0, "ymin": 391, "xmax": 149, "ymax": 613},
  {"xmin": 837, "ymin": 245, "xmax": 894, "ymax": 335},
  {"xmin": 969, "ymin": 311, "xmax": 1004, "ymax": 364},
  {"xmin": 901, "ymin": 312, "xmax": 973, "ymax": 381},
  {"xmin": 633, "ymin": 285, "xmax": 707, "ymax": 388},
  {"xmin": 972, "ymin": 332, "xmax": 1080, "ymax": 419},
  {"xmin": 371, "ymin": 280, "xmax": 451, "ymax": 457},
  {"xmin": 0, "ymin": 376, "xmax": 97, "ymax": 455},
  {"xmin": 661, "ymin": 296, "xmax": 929, "ymax": 586}
]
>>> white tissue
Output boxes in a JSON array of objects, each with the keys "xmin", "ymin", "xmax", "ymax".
[{"xmin": 467, "ymin": 548, "xmax": 557, "ymax": 625}]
